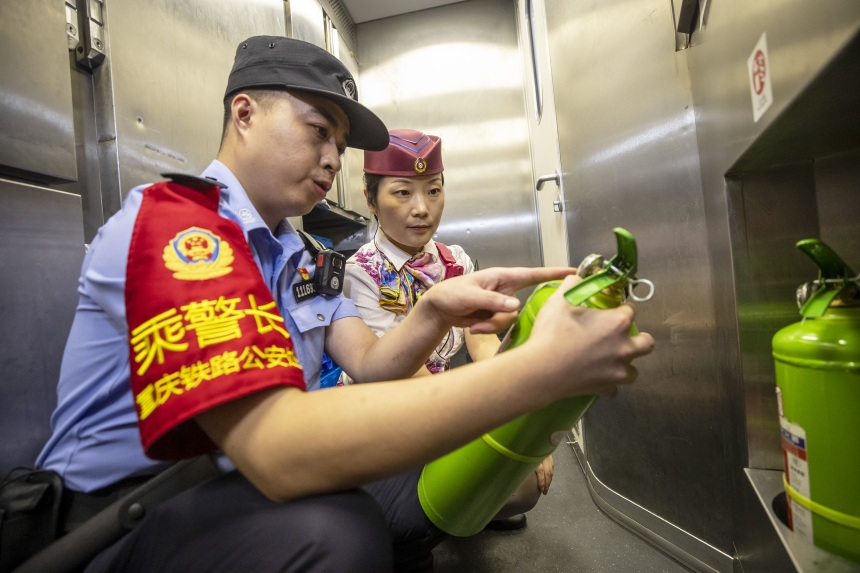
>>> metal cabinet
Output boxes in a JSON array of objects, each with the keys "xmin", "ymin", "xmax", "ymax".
[{"xmin": 542, "ymin": 0, "xmax": 860, "ymax": 570}]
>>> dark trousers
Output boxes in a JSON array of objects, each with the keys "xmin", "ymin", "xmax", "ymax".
[
  {"xmin": 82, "ymin": 469, "xmax": 443, "ymax": 573},
  {"xmin": 362, "ymin": 468, "xmax": 448, "ymax": 570}
]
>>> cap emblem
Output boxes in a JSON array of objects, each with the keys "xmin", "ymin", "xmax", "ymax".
[
  {"xmin": 342, "ymin": 78, "xmax": 357, "ymax": 100},
  {"xmin": 414, "ymin": 158, "xmax": 427, "ymax": 174}
]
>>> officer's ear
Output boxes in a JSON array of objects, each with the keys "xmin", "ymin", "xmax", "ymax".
[{"xmin": 230, "ymin": 94, "xmax": 256, "ymax": 137}]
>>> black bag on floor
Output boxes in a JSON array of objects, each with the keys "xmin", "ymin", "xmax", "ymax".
[{"xmin": 0, "ymin": 469, "xmax": 63, "ymax": 573}]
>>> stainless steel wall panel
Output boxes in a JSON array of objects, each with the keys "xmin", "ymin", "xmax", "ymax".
[
  {"xmin": 0, "ymin": 180, "xmax": 85, "ymax": 475},
  {"xmin": 288, "ymin": 0, "xmax": 326, "ymax": 49},
  {"xmin": 815, "ymin": 148, "xmax": 860, "ymax": 261},
  {"xmin": 101, "ymin": 0, "xmax": 285, "ymax": 207},
  {"xmin": 355, "ymin": 0, "xmax": 541, "ymax": 271},
  {"xmin": 544, "ymin": 0, "xmax": 734, "ymax": 559},
  {"xmin": 0, "ymin": 0, "xmax": 77, "ymax": 182},
  {"xmin": 331, "ymin": 31, "xmax": 365, "ymax": 215}
]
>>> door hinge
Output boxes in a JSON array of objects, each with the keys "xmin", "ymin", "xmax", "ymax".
[{"xmin": 67, "ymin": 0, "xmax": 106, "ymax": 70}]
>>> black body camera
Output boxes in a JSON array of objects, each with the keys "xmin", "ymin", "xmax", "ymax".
[
  {"xmin": 313, "ymin": 248, "xmax": 345, "ymax": 296},
  {"xmin": 296, "ymin": 230, "xmax": 345, "ymax": 298}
]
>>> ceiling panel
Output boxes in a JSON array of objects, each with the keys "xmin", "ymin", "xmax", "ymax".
[{"xmin": 339, "ymin": 0, "xmax": 469, "ymax": 23}]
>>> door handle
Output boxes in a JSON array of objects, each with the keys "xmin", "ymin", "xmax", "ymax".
[{"xmin": 535, "ymin": 171, "xmax": 560, "ymax": 191}]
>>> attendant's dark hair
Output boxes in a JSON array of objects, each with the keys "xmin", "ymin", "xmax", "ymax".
[{"xmin": 364, "ymin": 174, "xmax": 383, "ymax": 209}]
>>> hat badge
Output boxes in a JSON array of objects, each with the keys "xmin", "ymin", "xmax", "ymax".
[
  {"xmin": 414, "ymin": 157, "xmax": 427, "ymax": 174},
  {"xmin": 342, "ymin": 78, "xmax": 357, "ymax": 100}
]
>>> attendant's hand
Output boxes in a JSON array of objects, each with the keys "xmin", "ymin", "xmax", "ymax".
[
  {"xmin": 419, "ymin": 267, "xmax": 577, "ymax": 334},
  {"xmin": 536, "ymin": 455, "xmax": 555, "ymax": 495}
]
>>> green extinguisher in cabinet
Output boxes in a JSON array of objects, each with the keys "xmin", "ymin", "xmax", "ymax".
[
  {"xmin": 417, "ymin": 228, "xmax": 654, "ymax": 536},
  {"xmin": 772, "ymin": 238, "xmax": 860, "ymax": 563}
]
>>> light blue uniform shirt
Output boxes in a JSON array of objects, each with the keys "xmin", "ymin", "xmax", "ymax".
[{"xmin": 37, "ymin": 161, "xmax": 357, "ymax": 491}]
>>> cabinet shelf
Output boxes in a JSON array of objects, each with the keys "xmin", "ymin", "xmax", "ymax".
[{"xmin": 745, "ymin": 468, "xmax": 860, "ymax": 573}]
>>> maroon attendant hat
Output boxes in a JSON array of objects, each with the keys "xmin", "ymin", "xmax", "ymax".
[{"xmin": 364, "ymin": 129, "xmax": 443, "ymax": 176}]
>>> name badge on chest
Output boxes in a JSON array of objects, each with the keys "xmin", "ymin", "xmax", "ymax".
[{"xmin": 293, "ymin": 279, "xmax": 318, "ymax": 303}]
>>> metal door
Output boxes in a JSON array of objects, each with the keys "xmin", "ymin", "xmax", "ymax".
[{"xmin": 517, "ymin": 0, "xmax": 569, "ymax": 269}]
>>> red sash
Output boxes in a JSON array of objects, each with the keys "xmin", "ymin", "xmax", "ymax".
[{"xmin": 125, "ymin": 180, "xmax": 305, "ymax": 460}]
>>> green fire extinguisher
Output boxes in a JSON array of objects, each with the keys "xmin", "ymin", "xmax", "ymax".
[
  {"xmin": 772, "ymin": 238, "xmax": 860, "ymax": 563},
  {"xmin": 417, "ymin": 228, "xmax": 654, "ymax": 536}
]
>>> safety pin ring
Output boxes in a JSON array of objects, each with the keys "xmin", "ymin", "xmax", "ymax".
[{"xmin": 627, "ymin": 278, "xmax": 655, "ymax": 302}]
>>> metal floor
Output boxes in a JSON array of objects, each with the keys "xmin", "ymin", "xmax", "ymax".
[{"xmin": 431, "ymin": 440, "xmax": 694, "ymax": 573}]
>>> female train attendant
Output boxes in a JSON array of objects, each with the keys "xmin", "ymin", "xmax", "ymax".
[{"xmin": 343, "ymin": 129, "xmax": 553, "ymax": 529}]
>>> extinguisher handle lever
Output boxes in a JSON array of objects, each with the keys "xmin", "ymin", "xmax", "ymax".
[
  {"xmin": 796, "ymin": 239, "xmax": 857, "ymax": 318},
  {"xmin": 609, "ymin": 227, "xmax": 638, "ymax": 276},
  {"xmin": 797, "ymin": 239, "xmax": 855, "ymax": 280},
  {"xmin": 563, "ymin": 227, "xmax": 649, "ymax": 307}
]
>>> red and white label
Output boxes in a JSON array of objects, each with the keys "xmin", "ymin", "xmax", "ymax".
[
  {"xmin": 780, "ymin": 415, "xmax": 813, "ymax": 542},
  {"xmin": 748, "ymin": 33, "xmax": 773, "ymax": 123}
]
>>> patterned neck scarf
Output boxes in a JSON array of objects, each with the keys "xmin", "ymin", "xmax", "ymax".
[{"xmin": 379, "ymin": 251, "xmax": 444, "ymax": 315}]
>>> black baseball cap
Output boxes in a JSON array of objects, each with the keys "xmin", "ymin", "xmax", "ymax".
[{"xmin": 224, "ymin": 36, "xmax": 389, "ymax": 151}]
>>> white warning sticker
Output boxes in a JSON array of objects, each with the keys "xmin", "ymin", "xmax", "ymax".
[
  {"xmin": 748, "ymin": 33, "xmax": 774, "ymax": 123},
  {"xmin": 780, "ymin": 416, "xmax": 813, "ymax": 542}
]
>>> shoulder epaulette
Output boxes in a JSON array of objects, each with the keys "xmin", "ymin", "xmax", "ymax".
[{"xmin": 161, "ymin": 172, "xmax": 226, "ymax": 192}]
